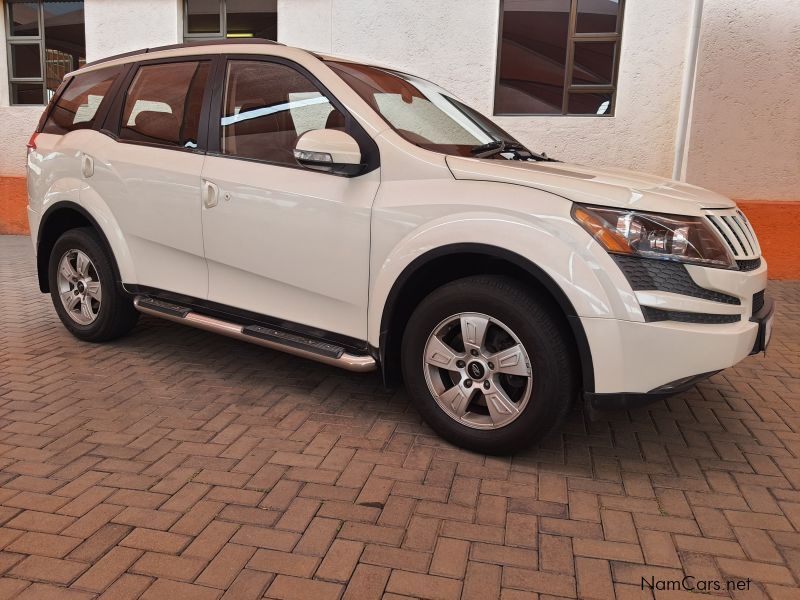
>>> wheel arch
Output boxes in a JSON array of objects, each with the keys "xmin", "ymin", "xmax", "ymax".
[
  {"xmin": 377, "ymin": 243, "xmax": 595, "ymax": 393},
  {"xmin": 36, "ymin": 202, "xmax": 122, "ymax": 294}
]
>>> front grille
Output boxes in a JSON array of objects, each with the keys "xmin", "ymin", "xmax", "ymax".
[
  {"xmin": 706, "ymin": 209, "xmax": 761, "ymax": 259},
  {"xmin": 752, "ymin": 290, "xmax": 765, "ymax": 315},
  {"xmin": 737, "ymin": 258, "xmax": 762, "ymax": 271},
  {"xmin": 641, "ymin": 307, "xmax": 740, "ymax": 324},
  {"xmin": 613, "ymin": 256, "xmax": 740, "ymax": 305}
]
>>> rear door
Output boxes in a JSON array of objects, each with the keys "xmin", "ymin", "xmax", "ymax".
[
  {"xmin": 199, "ymin": 56, "xmax": 380, "ymax": 340},
  {"xmin": 87, "ymin": 57, "xmax": 215, "ymax": 298}
]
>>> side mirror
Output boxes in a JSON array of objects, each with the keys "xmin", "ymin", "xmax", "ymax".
[{"xmin": 294, "ymin": 129, "xmax": 363, "ymax": 176}]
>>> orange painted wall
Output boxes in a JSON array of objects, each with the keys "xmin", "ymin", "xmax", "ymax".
[
  {"xmin": 0, "ymin": 177, "xmax": 28, "ymax": 235},
  {"xmin": 1, "ymin": 176, "xmax": 798, "ymax": 278},
  {"xmin": 737, "ymin": 201, "xmax": 800, "ymax": 280}
]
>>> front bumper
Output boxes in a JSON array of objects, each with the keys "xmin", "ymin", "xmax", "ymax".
[
  {"xmin": 586, "ymin": 292, "xmax": 775, "ymax": 410},
  {"xmin": 581, "ymin": 252, "xmax": 772, "ymax": 406}
]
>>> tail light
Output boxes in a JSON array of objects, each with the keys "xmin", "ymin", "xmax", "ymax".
[{"xmin": 26, "ymin": 132, "xmax": 39, "ymax": 152}]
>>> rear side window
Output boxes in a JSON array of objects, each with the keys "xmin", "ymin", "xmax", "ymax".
[
  {"xmin": 42, "ymin": 67, "xmax": 121, "ymax": 135},
  {"xmin": 120, "ymin": 61, "xmax": 210, "ymax": 149},
  {"xmin": 220, "ymin": 60, "xmax": 345, "ymax": 166}
]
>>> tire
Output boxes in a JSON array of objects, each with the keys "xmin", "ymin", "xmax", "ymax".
[
  {"xmin": 48, "ymin": 227, "xmax": 139, "ymax": 342},
  {"xmin": 401, "ymin": 275, "xmax": 577, "ymax": 454}
]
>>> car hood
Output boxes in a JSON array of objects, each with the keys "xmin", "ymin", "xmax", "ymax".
[{"xmin": 446, "ymin": 156, "xmax": 736, "ymax": 216}]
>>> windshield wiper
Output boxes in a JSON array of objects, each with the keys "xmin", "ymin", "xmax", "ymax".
[{"xmin": 470, "ymin": 140, "xmax": 555, "ymax": 162}]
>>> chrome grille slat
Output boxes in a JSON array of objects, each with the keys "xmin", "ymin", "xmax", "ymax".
[
  {"xmin": 723, "ymin": 215, "xmax": 753, "ymax": 255},
  {"xmin": 708, "ymin": 215, "xmax": 744, "ymax": 255},
  {"xmin": 704, "ymin": 209, "xmax": 760, "ymax": 259},
  {"xmin": 736, "ymin": 210, "xmax": 761, "ymax": 254}
]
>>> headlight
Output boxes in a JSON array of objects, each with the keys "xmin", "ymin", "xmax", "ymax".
[{"xmin": 572, "ymin": 204, "xmax": 736, "ymax": 268}]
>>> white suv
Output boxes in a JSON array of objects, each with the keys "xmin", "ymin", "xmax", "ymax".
[{"xmin": 26, "ymin": 40, "xmax": 773, "ymax": 453}]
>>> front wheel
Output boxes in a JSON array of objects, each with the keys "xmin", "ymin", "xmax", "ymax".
[{"xmin": 401, "ymin": 275, "xmax": 577, "ymax": 454}]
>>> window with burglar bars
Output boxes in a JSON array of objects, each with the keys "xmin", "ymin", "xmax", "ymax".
[
  {"xmin": 5, "ymin": 0, "xmax": 86, "ymax": 105},
  {"xmin": 495, "ymin": 0, "xmax": 625, "ymax": 116},
  {"xmin": 184, "ymin": 0, "xmax": 277, "ymax": 41}
]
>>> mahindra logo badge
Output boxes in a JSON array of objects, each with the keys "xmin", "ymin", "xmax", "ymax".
[{"xmin": 467, "ymin": 361, "xmax": 485, "ymax": 379}]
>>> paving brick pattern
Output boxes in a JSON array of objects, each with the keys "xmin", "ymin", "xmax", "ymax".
[{"xmin": 0, "ymin": 234, "xmax": 798, "ymax": 599}]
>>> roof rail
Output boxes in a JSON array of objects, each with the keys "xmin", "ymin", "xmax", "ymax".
[{"xmin": 84, "ymin": 38, "xmax": 283, "ymax": 68}]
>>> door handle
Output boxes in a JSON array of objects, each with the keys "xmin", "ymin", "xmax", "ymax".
[
  {"xmin": 202, "ymin": 180, "xmax": 219, "ymax": 209},
  {"xmin": 81, "ymin": 153, "xmax": 94, "ymax": 178}
]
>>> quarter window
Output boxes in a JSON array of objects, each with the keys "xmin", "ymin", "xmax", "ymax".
[
  {"xmin": 120, "ymin": 61, "xmax": 211, "ymax": 149},
  {"xmin": 5, "ymin": 0, "xmax": 86, "ymax": 105},
  {"xmin": 221, "ymin": 60, "xmax": 345, "ymax": 166},
  {"xmin": 495, "ymin": 0, "xmax": 624, "ymax": 116},
  {"xmin": 42, "ymin": 66, "xmax": 120, "ymax": 134},
  {"xmin": 184, "ymin": 0, "xmax": 277, "ymax": 40}
]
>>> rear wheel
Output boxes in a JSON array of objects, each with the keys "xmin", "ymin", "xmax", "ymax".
[
  {"xmin": 48, "ymin": 228, "xmax": 139, "ymax": 342},
  {"xmin": 401, "ymin": 275, "xmax": 577, "ymax": 454}
]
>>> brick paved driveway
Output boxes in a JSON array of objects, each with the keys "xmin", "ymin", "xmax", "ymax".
[{"xmin": 0, "ymin": 235, "xmax": 799, "ymax": 600}]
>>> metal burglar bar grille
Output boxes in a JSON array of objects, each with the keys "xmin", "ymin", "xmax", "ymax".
[{"xmin": 706, "ymin": 209, "xmax": 761, "ymax": 259}]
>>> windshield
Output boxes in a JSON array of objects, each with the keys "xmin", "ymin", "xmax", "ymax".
[{"xmin": 326, "ymin": 60, "xmax": 545, "ymax": 160}]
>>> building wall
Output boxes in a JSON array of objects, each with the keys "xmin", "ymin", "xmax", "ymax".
[
  {"xmin": 1, "ymin": 0, "xmax": 799, "ymax": 260},
  {"xmin": 684, "ymin": 0, "xmax": 800, "ymax": 200},
  {"xmin": 279, "ymin": 0, "xmax": 695, "ymax": 179},
  {"xmin": 84, "ymin": 0, "xmax": 181, "ymax": 63}
]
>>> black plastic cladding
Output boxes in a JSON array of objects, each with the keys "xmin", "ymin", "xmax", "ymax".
[
  {"xmin": 612, "ymin": 255, "xmax": 741, "ymax": 305},
  {"xmin": 737, "ymin": 258, "xmax": 762, "ymax": 272},
  {"xmin": 640, "ymin": 307, "xmax": 740, "ymax": 324},
  {"xmin": 752, "ymin": 290, "xmax": 765, "ymax": 315}
]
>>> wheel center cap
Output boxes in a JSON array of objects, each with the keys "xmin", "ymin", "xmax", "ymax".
[
  {"xmin": 467, "ymin": 361, "xmax": 486, "ymax": 380},
  {"xmin": 77, "ymin": 281, "xmax": 86, "ymax": 293}
]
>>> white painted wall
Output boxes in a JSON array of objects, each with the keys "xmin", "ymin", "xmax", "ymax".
[
  {"xmin": 279, "ymin": 0, "xmax": 695, "ymax": 178},
  {"xmin": 684, "ymin": 0, "xmax": 800, "ymax": 200},
  {"xmin": 84, "ymin": 0, "xmax": 181, "ymax": 62}
]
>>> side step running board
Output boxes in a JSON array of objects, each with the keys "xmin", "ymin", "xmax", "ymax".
[{"xmin": 133, "ymin": 296, "xmax": 376, "ymax": 373}]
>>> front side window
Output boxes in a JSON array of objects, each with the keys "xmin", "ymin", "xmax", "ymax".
[
  {"xmin": 120, "ymin": 61, "xmax": 210, "ymax": 149},
  {"xmin": 328, "ymin": 61, "xmax": 543, "ymax": 161},
  {"xmin": 5, "ymin": 0, "xmax": 86, "ymax": 105},
  {"xmin": 42, "ymin": 66, "xmax": 120, "ymax": 134},
  {"xmin": 184, "ymin": 0, "xmax": 277, "ymax": 40},
  {"xmin": 221, "ymin": 60, "xmax": 345, "ymax": 165},
  {"xmin": 495, "ymin": 0, "xmax": 624, "ymax": 116}
]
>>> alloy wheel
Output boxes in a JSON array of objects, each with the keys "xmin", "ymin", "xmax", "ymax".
[
  {"xmin": 56, "ymin": 249, "xmax": 102, "ymax": 325},
  {"xmin": 423, "ymin": 312, "xmax": 533, "ymax": 430}
]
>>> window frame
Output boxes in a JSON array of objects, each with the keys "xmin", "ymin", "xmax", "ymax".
[
  {"xmin": 205, "ymin": 54, "xmax": 379, "ymax": 177},
  {"xmin": 183, "ymin": 0, "xmax": 277, "ymax": 41},
  {"xmin": 99, "ymin": 55, "xmax": 221, "ymax": 155},
  {"xmin": 494, "ymin": 0, "xmax": 626, "ymax": 117},
  {"xmin": 4, "ymin": 0, "xmax": 86, "ymax": 106}
]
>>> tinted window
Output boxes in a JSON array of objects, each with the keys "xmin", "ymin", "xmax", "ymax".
[
  {"xmin": 184, "ymin": 0, "xmax": 277, "ymax": 40},
  {"xmin": 221, "ymin": 60, "xmax": 345, "ymax": 165},
  {"xmin": 576, "ymin": 0, "xmax": 621, "ymax": 33},
  {"xmin": 186, "ymin": 0, "xmax": 220, "ymax": 34},
  {"xmin": 226, "ymin": 0, "xmax": 278, "ymax": 40},
  {"xmin": 9, "ymin": 2, "xmax": 39, "ymax": 36},
  {"xmin": 495, "ymin": 0, "xmax": 624, "ymax": 116},
  {"xmin": 496, "ymin": 0, "xmax": 570, "ymax": 115},
  {"xmin": 42, "ymin": 66, "xmax": 120, "ymax": 134},
  {"xmin": 120, "ymin": 61, "xmax": 210, "ymax": 148}
]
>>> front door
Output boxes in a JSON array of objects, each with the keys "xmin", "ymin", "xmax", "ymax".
[{"xmin": 200, "ymin": 58, "xmax": 379, "ymax": 340}]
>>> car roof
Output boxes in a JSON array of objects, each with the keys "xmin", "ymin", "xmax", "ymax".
[{"xmin": 70, "ymin": 38, "xmax": 388, "ymax": 78}]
